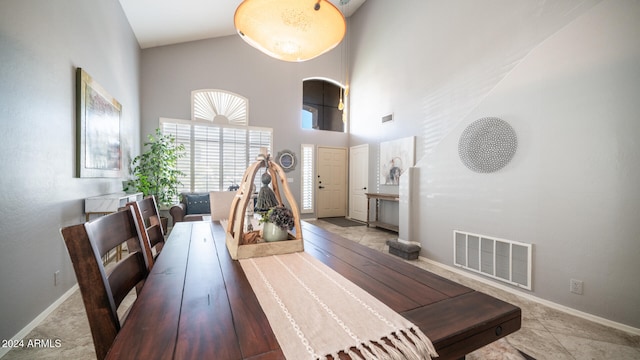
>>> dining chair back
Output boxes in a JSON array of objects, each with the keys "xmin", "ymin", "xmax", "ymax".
[
  {"xmin": 60, "ymin": 208, "xmax": 149, "ymax": 360},
  {"xmin": 128, "ymin": 195, "xmax": 165, "ymax": 270}
]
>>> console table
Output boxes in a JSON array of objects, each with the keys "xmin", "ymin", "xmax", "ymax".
[
  {"xmin": 365, "ymin": 192, "xmax": 399, "ymax": 232},
  {"xmin": 85, "ymin": 192, "xmax": 143, "ymax": 221},
  {"xmin": 85, "ymin": 192, "xmax": 143, "ymax": 262}
]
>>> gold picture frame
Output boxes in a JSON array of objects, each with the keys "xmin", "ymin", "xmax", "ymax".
[{"xmin": 76, "ymin": 68, "xmax": 122, "ymax": 178}]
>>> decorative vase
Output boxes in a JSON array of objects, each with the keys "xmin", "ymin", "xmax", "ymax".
[{"xmin": 262, "ymin": 222, "xmax": 288, "ymax": 242}]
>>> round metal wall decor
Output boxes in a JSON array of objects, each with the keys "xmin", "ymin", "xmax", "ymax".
[
  {"xmin": 458, "ymin": 117, "xmax": 517, "ymax": 173},
  {"xmin": 276, "ymin": 149, "xmax": 297, "ymax": 172}
]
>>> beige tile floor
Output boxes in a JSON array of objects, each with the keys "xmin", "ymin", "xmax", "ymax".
[
  {"xmin": 306, "ymin": 219, "xmax": 640, "ymax": 360},
  {"xmin": 4, "ymin": 219, "xmax": 639, "ymax": 360}
]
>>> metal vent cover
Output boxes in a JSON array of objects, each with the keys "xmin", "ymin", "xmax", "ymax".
[{"xmin": 454, "ymin": 230, "xmax": 532, "ymax": 290}]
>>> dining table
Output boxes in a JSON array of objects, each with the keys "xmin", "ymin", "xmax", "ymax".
[{"xmin": 105, "ymin": 220, "xmax": 521, "ymax": 360}]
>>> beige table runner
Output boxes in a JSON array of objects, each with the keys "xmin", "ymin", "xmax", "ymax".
[{"xmin": 240, "ymin": 252, "xmax": 438, "ymax": 360}]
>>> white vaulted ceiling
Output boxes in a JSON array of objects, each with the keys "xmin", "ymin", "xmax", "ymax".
[{"xmin": 118, "ymin": 0, "xmax": 367, "ymax": 49}]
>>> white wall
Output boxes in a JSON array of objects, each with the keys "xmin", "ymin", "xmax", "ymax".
[
  {"xmin": 348, "ymin": 0, "xmax": 640, "ymax": 328},
  {"xmin": 140, "ymin": 35, "xmax": 350, "ymax": 214},
  {"xmin": 0, "ymin": 0, "xmax": 141, "ymax": 342}
]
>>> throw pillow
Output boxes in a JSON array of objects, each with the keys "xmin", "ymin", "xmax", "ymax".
[{"xmin": 185, "ymin": 193, "xmax": 210, "ymax": 215}]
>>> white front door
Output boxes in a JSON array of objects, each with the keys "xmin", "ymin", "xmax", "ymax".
[
  {"xmin": 349, "ymin": 144, "xmax": 369, "ymax": 222},
  {"xmin": 316, "ymin": 146, "xmax": 347, "ymax": 218}
]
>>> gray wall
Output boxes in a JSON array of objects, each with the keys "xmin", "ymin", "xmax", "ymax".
[
  {"xmin": 349, "ymin": 0, "xmax": 640, "ymax": 328},
  {"xmin": 140, "ymin": 35, "xmax": 349, "ymax": 214},
  {"xmin": 0, "ymin": 0, "xmax": 141, "ymax": 341}
]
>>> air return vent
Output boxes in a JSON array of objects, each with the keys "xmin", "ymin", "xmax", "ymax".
[{"xmin": 453, "ymin": 230, "xmax": 532, "ymax": 290}]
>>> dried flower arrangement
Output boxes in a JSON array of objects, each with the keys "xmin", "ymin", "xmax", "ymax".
[{"xmin": 259, "ymin": 206, "xmax": 295, "ymax": 231}]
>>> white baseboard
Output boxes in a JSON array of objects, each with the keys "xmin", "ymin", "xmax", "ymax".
[
  {"xmin": 421, "ymin": 257, "xmax": 640, "ymax": 336},
  {"xmin": 0, "ymin": 285, "xmax": 79, "ymax": 359}
]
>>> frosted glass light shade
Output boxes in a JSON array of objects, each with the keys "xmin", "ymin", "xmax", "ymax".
[{"xmin": 234, "ymin": 0, "xmax": 346, "ymax": 62}]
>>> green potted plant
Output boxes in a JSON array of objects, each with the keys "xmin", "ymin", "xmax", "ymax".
[
  {"xmin": 258, "ymin": 205, "xmax": 295, "ymax": 242},
  {"xmin": 125, "ymin": 128, "xmax": 186, "ymax": 209}
]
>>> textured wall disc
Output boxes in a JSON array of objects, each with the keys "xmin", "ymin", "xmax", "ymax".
[{"xmin": 458, "ymin": 117, "xmax": 517, "ymax": 173}]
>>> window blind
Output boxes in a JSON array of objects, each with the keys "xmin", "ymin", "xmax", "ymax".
[
  {"xmin": 160, "ymin": 118, "xmax": 272, "ymax": 198},
  {"xmin": 301, "ymin": 144, "xmax": 314, "ymax": 213}
]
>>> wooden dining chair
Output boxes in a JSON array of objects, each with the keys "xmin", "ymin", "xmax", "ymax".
[
  {"xmin": 128, "ymin": 195, "xmax": 165, "ymax": 270},
  {"xmin": 60, "ymin": 208, "xmax": 150, "ymax": 360}
]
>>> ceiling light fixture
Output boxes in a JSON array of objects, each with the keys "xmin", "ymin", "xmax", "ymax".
[{"xmin": 234, "ymin": 0, "xmax": 346, "ymax": 62}]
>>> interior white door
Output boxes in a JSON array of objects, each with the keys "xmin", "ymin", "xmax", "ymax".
[
  {"xmin": 316, "ymin": 147, "xmax": 347, "ymax": 218},
  {"xmin": 349, "ymin": 144, "xmax": 369, "ymax": 222}
]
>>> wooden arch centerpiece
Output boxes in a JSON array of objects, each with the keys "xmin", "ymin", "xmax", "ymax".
[{"xmin": 225, "ymin": 152, "xmax": 303, "ymax": 260}]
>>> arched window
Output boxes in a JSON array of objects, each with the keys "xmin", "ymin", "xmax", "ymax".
[
  {"xmin": 192, "ymin": 89, "xmax": 248, "ymax": 125},
  {"xmin": 302, "ymin": 79, "xmax": 345, "ymax": 132},
  {"xmin": 161, "ymin": 89, "xmax": 271, "ymax": 196}
]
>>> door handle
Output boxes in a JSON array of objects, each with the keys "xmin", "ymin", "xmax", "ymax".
[
  {"xmin": 363, "ymin": 187, "xmax": 367, "ymax": 190},
  {"xmin": 319, "ymin": 185, "xmax": 325, "ymax": 189}
]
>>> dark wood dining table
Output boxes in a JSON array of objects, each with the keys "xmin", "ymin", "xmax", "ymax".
[{"xmin": 105, "ymin": 220, "xmax": 521, "ymax": 360}]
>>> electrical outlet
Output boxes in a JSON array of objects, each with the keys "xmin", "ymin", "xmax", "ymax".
[
  {"xmin": 570, "ymin": 279, "xmax": 583, "ymax": 295},
  {"xmin": 54, "ymin": 270, "xmax": 60, "ymax": 286}
]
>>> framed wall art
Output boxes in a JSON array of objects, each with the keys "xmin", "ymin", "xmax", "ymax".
[
  {"xmin": 379, "ymin": 136, "xmax": 415, "ymax": 185},
  {"xmin": 76, "ymin": 68, "xmax": 122, "ymax": 178}
]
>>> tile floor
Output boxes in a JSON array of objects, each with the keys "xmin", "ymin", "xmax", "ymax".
[
  {"xmin": 305, "ymin": 219, "xmax": 640, "ymax": 360},
  {"xmin": 4, "ymin": 219, "xmax": 639, "ymax": 360}
]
